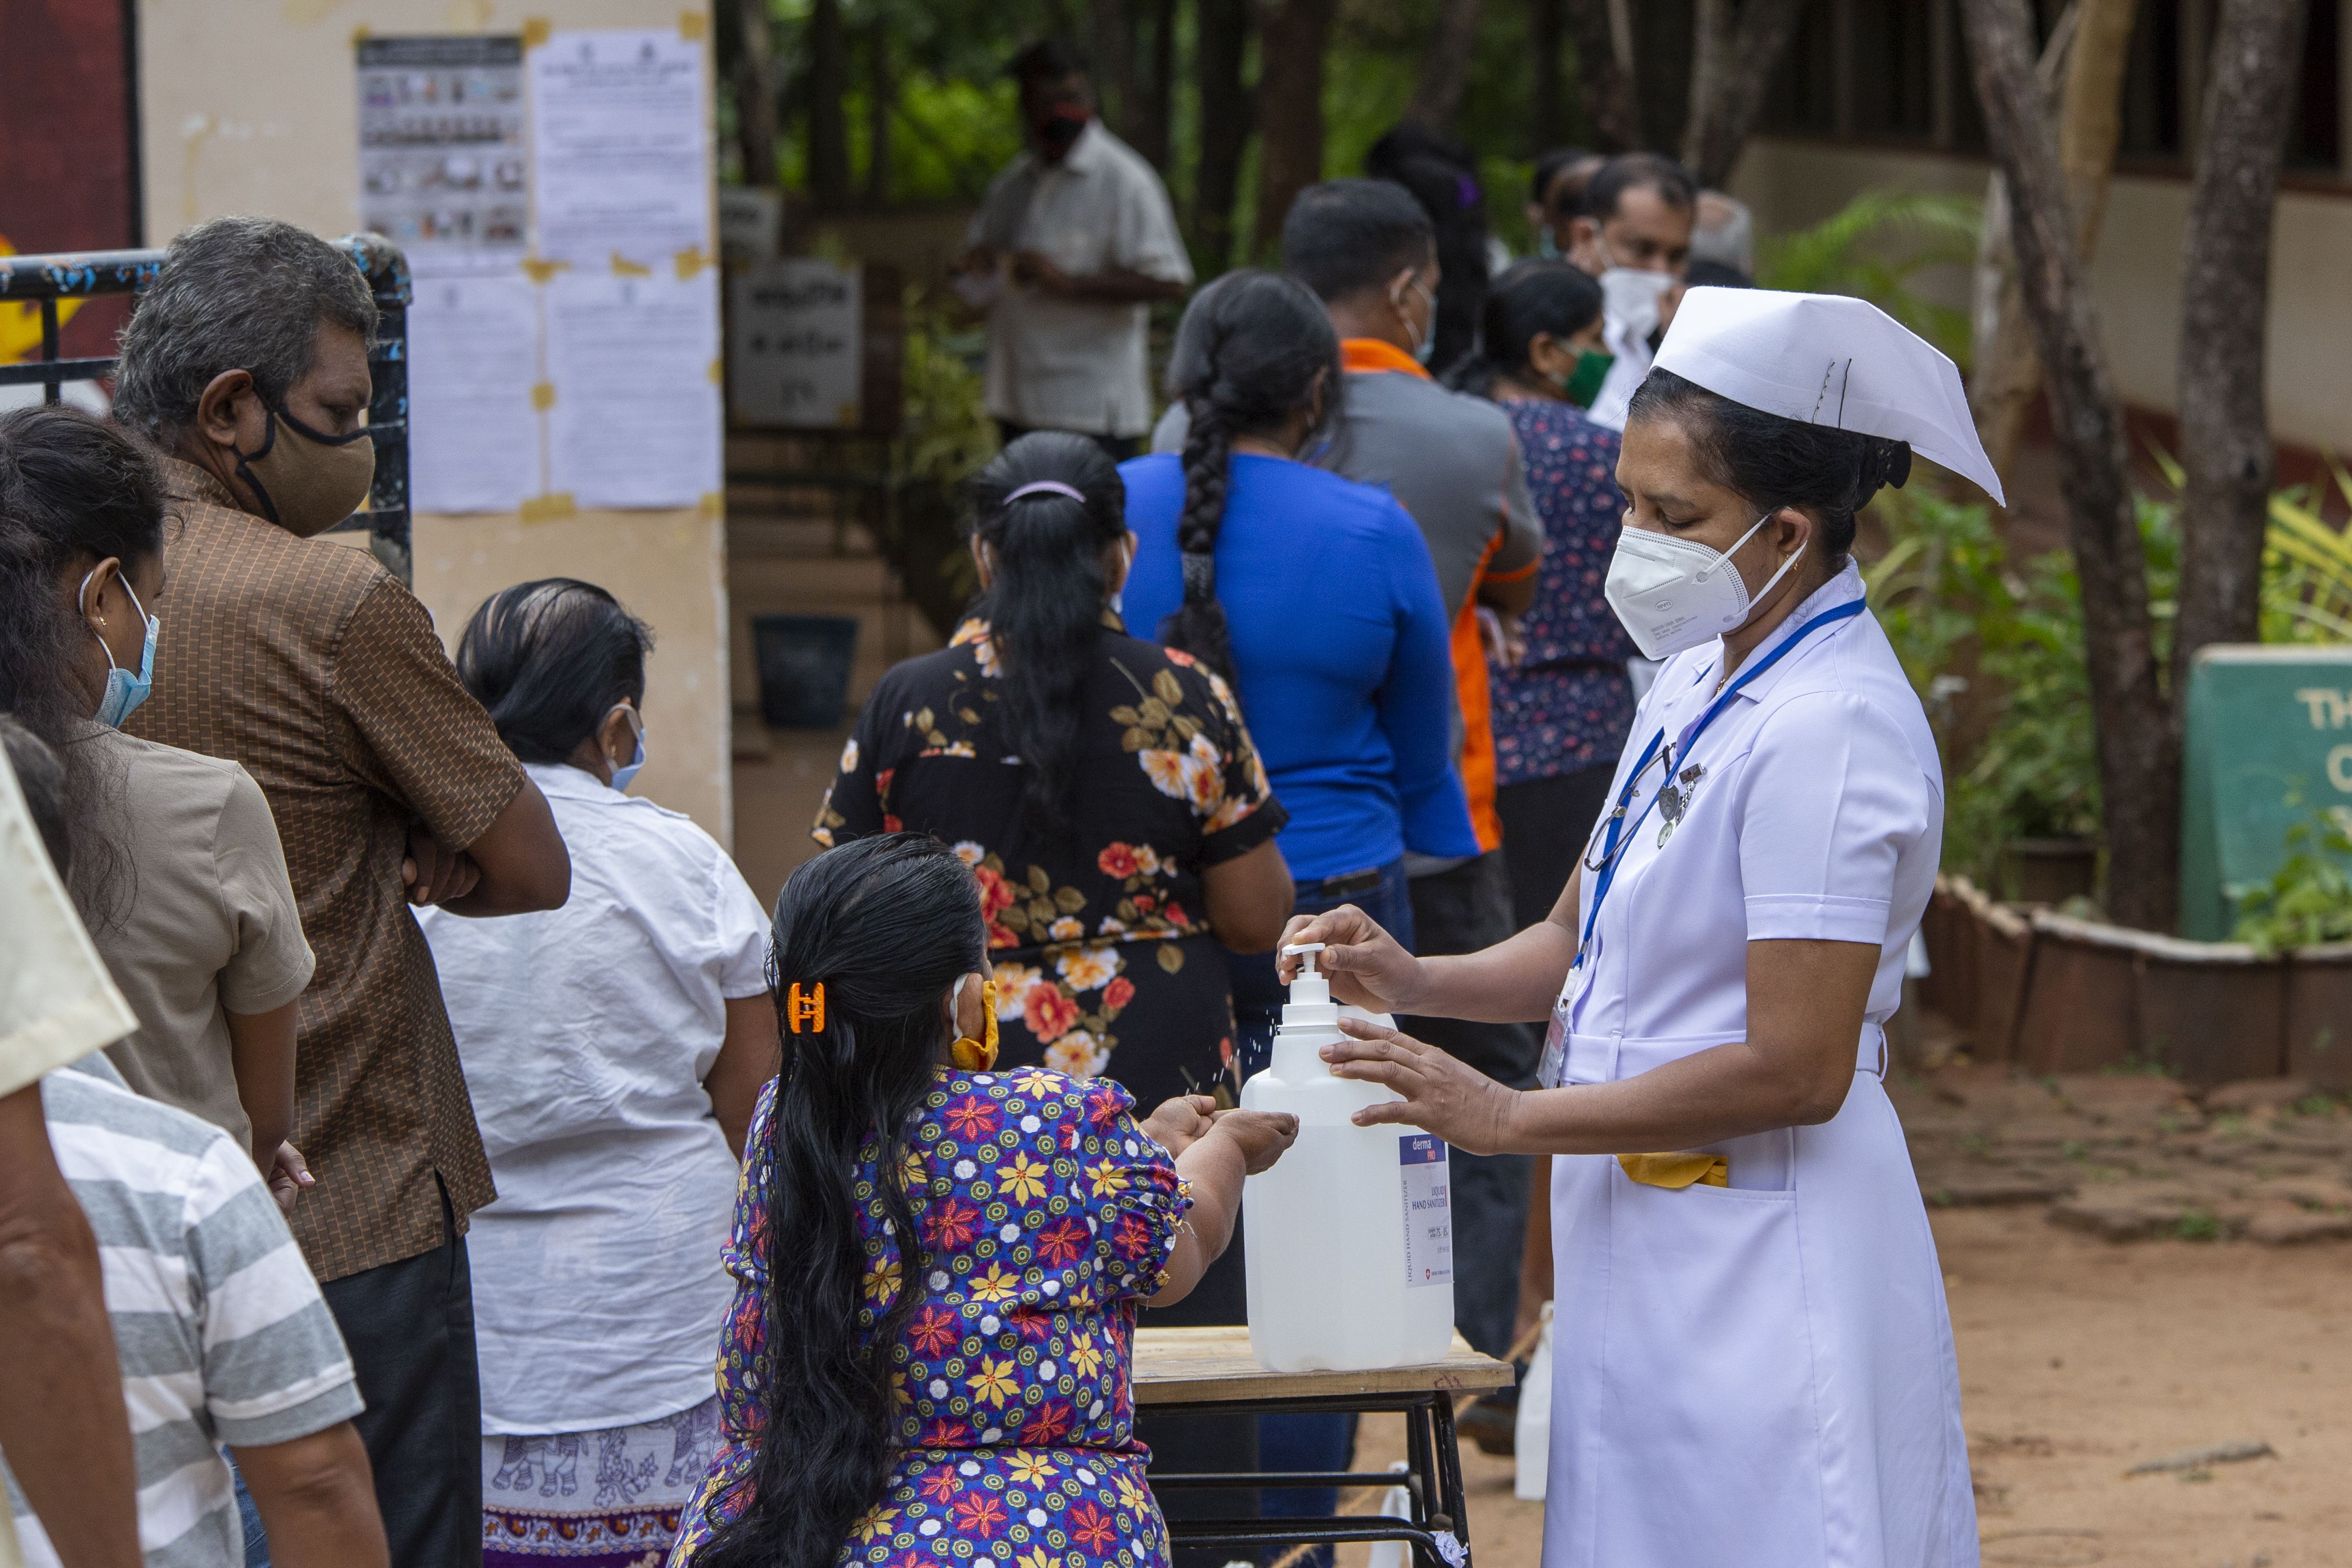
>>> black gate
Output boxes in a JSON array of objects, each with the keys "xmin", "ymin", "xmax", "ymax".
[{"xmin": 0, "ymin": 235, "xmax": 414, "ymax": 581}]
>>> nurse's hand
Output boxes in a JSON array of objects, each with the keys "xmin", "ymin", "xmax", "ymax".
[
  {"xmin": 1322, "ymin": 1017, "xmax": 1517, "ymax": 1156},
  {"xmin": 1276, "ymin": 906, "xmax": 1425, "ymax": 1013}
]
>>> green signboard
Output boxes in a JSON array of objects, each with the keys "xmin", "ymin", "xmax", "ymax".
[{"xmin": 2179, "ymin": 645, "xmax": 2352, "ymax": 939}]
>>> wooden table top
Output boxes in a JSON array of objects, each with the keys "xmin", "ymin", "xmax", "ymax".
[{"xmin": 1132, "ymin": 1326, "xmax": 1514, "ymax": 1406}]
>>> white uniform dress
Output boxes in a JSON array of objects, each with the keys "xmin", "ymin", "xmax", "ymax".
[{"xmin": 1543, "ymin": 562, "xmax": 1977, "ymax": 1567}]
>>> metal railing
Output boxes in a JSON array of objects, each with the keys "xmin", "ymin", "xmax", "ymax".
[{"xmin": 0, "ymin": 234, "xmax": 413, "ymax": 581}]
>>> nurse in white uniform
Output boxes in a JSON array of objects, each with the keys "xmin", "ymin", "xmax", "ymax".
[{"xmin": 1278, "ymin": 289, "xmax": 2002, "ymax": 1568}]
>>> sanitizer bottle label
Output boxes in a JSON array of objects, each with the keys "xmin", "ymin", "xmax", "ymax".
[{"xmin": 1399, "ymin": 1135, "xmax": 1453, "ymax": 1288}]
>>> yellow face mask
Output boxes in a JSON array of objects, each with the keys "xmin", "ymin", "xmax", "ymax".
[{"xmin": 949, "ymin": 975, "xmax": 999, "ymax": 1072}]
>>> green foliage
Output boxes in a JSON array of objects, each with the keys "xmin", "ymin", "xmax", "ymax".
[
  {"xmin": 2229, "ymin": 806, "xmax": 2352, "ymax": 955},
  {"xmin": 1867, "ymin": 487, "xmax": 2104, "ymax": 889},
  {"xmin": 898, "ymin": 288, "xmax": 997, "ymax": 489},
  {"xmin": 2144, "ymin": 441, "xmax": 2352, "ymax": 647},
  {"xmin": 1755, "ymin": 190, "xmax": 1982, "ymax": 368}
]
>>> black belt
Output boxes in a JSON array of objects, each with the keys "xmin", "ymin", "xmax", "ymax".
[{"xmin": 1300, "ymin": 867, "xmax": 1384, "ymax": 899}]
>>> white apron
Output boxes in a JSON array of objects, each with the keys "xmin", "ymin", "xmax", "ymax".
[{"xmin": 1540, "ymin": 567, "xmax": 1977, "ymax": 1568}]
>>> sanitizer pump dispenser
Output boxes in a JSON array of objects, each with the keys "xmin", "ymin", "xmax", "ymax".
[{"xmin": 1240, "ymin": 943, "xmax": 1455, "ymax": 1372}]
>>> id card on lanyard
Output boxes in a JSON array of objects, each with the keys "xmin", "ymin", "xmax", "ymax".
[{"xmin": 1536, "ymin": 598, "xmax": 1867, "ymax": 1089}]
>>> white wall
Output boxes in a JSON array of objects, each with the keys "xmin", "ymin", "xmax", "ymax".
[{"xmin": 1729, "ymin": 135, "xmax": 2352, "ymax": 454}]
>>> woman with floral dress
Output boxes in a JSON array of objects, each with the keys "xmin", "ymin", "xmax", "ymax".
[
  {"xmin": 1460, "ymin": 261, "xmax": 1638, "ymax": 933},
  {"xmin": 668, "ymin": 833, "xmax": 1297, "ymax": 1568},
  {"xmin": 813, "ymin": 432, "xmax": 1296, "ymax": 1115}
]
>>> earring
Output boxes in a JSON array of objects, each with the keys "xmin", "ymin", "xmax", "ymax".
[{"xmin": 950, "ymin": 977, "xmax": 1000, "ymax": 1072}]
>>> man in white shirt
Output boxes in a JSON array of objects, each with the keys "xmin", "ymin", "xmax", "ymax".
[
  {"xmin": 1563, "ymin": 152, "xmax": 1696, "ymax": 432},
  {"xmin": 949, "ymin": 40, "xmax": 1192, "ymax": 459}
]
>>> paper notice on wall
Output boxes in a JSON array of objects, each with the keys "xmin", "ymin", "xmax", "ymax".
[
  {"xmin": 356, "ymin": 35, "xmax": 528, "ymax": 277},
  {"xmin": 544, "ymin": 270, "xmax": 720, "ymax": 509},
  {"xmin": 406, "ymin": 273, "xmax": 541, "ymax": 513},
  {"xmin": 529, "ymin": 30, "xmax": 710, "ymax": 269},
  {"xmin": 728, "ymin": 260, "xmax": 862, "ymax": 428}
]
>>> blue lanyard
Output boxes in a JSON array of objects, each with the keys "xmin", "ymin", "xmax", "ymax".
[{"xmin": 1575, "ymin": 597, "xmax": 1868, "ymax": 962}]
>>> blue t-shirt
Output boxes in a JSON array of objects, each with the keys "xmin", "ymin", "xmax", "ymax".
[{"xmin": 1120, "ymin": 452, "xmax": 1479, "ymax": 882}]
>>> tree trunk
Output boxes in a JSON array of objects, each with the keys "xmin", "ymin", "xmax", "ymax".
[
  {"xmin": 1253, "ymin": 0, "xmax": 1340, "ymax": 257},
  {"xmin": 864, "ymin": 22, "xmax": 893, "ymax": 206},
  {"xmin": 1132, "ymin": 0, "xmax": 1177, "ymax": 170},
  {"xmin": 1970, "ymin": 0, "xmax": 2141, "ymax": 481},
  {"xmin": 731, "ymin": 0, "xmax": 781, "ymax": 187},
  {"xmin": 1405, "ymin": 0, "xmax": 1488, "ymax": 131},
  {"xmin": 1531, "ymin": 0, "xmax": 1565, "ymax": 152},
  {"xmin": 806, "ymin": 0, "xmax": 852, "ymax": 208},
  {"xmin": 1681, "ymin": 0, "xmax": 1811, "ymax": 188},
  {"xmin": 2174, "ymin": 0, "xmax": 2308, "ymax": 693},
  {"xmin": 1959, "ymin": 0, "xmax": 2179, "ymax": 931},
  {"xmin": 1192, "ymin": 0, "xmax": 1255, "ymax": 270},
  {"xmin": 1091, "ymin": 0, "xmax": 1136, "ymax": 144},
  {"xmin": 1563, "ymin": 0, "xmax": 1640, "ymax": 149}
]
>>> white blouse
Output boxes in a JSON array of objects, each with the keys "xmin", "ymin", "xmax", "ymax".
[
  {"xmin": 420, "ymin": 763, "xmax": 771, "ymax": 1433},
  {"xmin": 1562, "ymin": 563, "xmax": 1940, "ymax": 1076}
]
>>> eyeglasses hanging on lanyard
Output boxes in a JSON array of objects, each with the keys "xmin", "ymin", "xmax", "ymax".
[{"xmin": 1538, "ymin": 597, "xmax": 1868, "ymax": 1089}]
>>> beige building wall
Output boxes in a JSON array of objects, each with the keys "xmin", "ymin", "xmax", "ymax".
[
  {"xmin": 1730, "ymin": 136, "xmax": 2352, "ymax": 456},
  {"xmin": 136, "ymin": 0, "xmax": 733, "ymax": 842}
]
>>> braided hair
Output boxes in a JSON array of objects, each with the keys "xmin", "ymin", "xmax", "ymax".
[
  {"xmin": 966, "ymin": 433, "xmax": 1127, "ymax": 840},
  {"xmin": 1626, "ymin": 368, "xmax": 1910, "ymax": 576},
  {"xmin": 1159, "ymin": 270, "xmax": 1341, "ymax": 683}
]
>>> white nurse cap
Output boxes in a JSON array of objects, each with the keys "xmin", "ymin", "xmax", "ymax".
[{"xmin": 1652, "ymin": 287, "xmax": 2005, "ymax": 507}]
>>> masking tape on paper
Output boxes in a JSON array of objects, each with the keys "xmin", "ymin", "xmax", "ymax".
[
  {"xmin": 698, "ymin": 491, "xmax": 724, "ymax": 519},
  {"xmin": 519, "ymin": 255, "xmax": 569, "ymax": 284},
  {"xmin": 521, "ymin": 16, "xmax": 552, "ymax": 48},
  {"xmin": 612, "ymin": 254, "xmax": 654, "ymax": 278},
  {"xmin": 519, "ymin": 493, "xmax": 577, "ymax": 525},
  {"xmin": 706, "ymin": 359, "xmax": 723, "ymax": 384},
  {"xmin": 531, "ymin": 382, "xmax": 556, "ymax": 411},
  {"xmin": 678, "ymin": 11, "xmax": 707, "ymax": 41},
  {"xmin": 673, "ymin": 246, "xmax": 713, "ymax": 279}
]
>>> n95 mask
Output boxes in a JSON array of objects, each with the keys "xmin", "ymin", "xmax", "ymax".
[{"xmin": 1603, "ymin": 511, "xmax": 1802, "ymax": 660}]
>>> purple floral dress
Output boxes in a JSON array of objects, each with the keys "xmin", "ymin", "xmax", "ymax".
[
  {"xmin": 1491, "ymin": 399, "xmax": 1638, "ymax": 785},
  {"xmin": 667, "ymin": 1068, "xmax": 1192, "ymax": 1568}
]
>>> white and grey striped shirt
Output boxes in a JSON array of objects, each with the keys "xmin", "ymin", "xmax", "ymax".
[{"xmin": 4, "ymin": 1063, "xmax": 362, "ymax": 1567}]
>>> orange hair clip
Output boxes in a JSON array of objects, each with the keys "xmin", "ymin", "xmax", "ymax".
[{"xmin": 785, "ymin": 982, "xmax": 827, "ymax": 1035}]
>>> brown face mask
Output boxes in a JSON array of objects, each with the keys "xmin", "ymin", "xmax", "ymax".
[{"xmin": 234, "ymin": 406, "xmax": 376, "ymax": 538}]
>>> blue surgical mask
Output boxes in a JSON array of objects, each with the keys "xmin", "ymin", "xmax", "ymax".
[
  {"xmin": 607, "ymin": 705, "xmax": 646, "ymax": 793},
  {"xmin": 82, "ymin": 569, "xmax": 158, "ymax": 729}
]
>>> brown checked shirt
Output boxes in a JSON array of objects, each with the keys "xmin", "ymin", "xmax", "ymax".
[{"xmin": 130, "ymin": 457, "xmax": 520, "ymax": 1281}]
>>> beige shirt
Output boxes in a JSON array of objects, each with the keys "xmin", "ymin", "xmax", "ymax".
[{"xmin": 88, "ymin": 727, "xmax": 314, "ymax": 1156}]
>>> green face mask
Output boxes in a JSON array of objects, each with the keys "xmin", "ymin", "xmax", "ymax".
[{"xmin": 1560, "ymin": 348, "xmax": 1614, "ymax": 410}]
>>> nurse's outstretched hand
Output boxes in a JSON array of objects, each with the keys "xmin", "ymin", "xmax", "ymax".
[
  {"xmin": 1322, "ymin": 1017, "xmax": 1517, "ymax": 1156},
  {"xmin": 1275, "ymin": 905, "xmax": 1424, "ymax": 1013}
]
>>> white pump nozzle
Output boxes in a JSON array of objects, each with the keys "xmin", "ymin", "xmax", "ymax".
[{"xmin": 1279, "ymin": 943, "xmax": 1332, "ymax": 1015}]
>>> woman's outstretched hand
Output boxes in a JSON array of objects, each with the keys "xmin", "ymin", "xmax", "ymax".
[
  {"xmin": 1276, "ymin": 905, "xmax": 1425, "ymax": 1014},
  {"xmin": 1323, "ymin": 1017, "xmax": 1520, "ymax": 1156}
]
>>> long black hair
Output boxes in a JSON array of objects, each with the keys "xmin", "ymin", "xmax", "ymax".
[
  {"xmin": 1366, "ymin": 123, "xmax": 1491, "ymax": 376},
  {"xmin": 454, "ymin": 578, "xmax": 653, "ymax": 764},
  {"xmin": 696, "ymin": 833, "xmax": 987, "ymax": 1568},
  {"xmin": 966, "ymin": 433, "xmax": 1126, "ymax": 840},
  {"xmin": 1448, "ymin": 260, "xmax": 1604, "ymax": 399},
  {"xmin": 1626, "ymin": 368, "xmax": 1911, "ymax": 576},
  {"xmin": 0, "ymin": 404, "xmax": 165, "ymax": 925},
  {"xmin": 1160, "ymin": 269, "xmax": 1340, "ymax": 684}
]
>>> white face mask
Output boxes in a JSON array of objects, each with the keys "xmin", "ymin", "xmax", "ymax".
[
  {"xmin": 1598, "ymin": 266, "xmax": 1673, "ymax": 344},
  {"xmin": 1603, "ymin": 510, "xmax": 1804, "ymax": 660}
]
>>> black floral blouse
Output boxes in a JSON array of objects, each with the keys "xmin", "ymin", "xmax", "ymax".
[{"xmin": 815, "ymin": 619, "xmax": 1288, "ymax": 1109}]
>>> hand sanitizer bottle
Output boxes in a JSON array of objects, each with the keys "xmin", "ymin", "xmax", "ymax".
[{"xmin": 1239, "ymin": 944, "xmax": 1455, "ymax": 1372}]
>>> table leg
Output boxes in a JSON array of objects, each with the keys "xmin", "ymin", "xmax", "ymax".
[{"xmin": 1432, "ymin": 1394, "xmax": 1472, "ymax": 1566}]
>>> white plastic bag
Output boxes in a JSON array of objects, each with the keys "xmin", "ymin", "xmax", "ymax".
[
  {"xmin": 1514, "ymin": 1301, "xmax": 1555, "ymax": 1500},
  {"xmin": 1365, "ymin": 1461, "xmax": 1413, "ymax": 1568}
]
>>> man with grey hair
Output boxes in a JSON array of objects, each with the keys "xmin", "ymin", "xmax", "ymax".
[{"xmin": 118, "ymin": 214, "xmax": 571, "ymax": 1568}]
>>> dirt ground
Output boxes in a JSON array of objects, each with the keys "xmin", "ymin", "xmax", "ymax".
[{"xmin": 1330, "ymin": 1062, "xmax": 2352, "ymax": 1568}]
